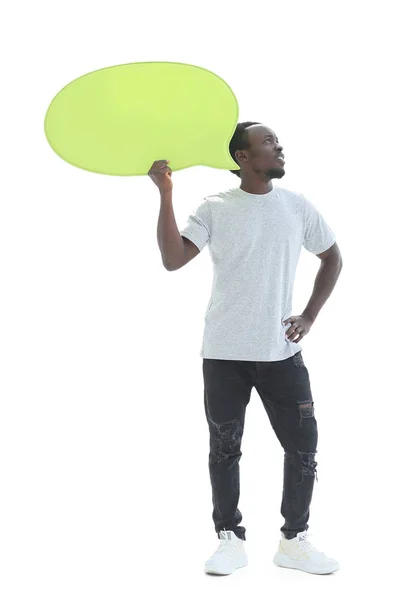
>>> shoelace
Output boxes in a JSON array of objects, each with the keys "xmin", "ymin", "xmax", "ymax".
[
  {"xmin": 291, "ymin": 532, "xmax": 319, "ymax": 559},
  {"xmin": 216, "ymin": 530, "xmax": 238, "ymax": 554}
]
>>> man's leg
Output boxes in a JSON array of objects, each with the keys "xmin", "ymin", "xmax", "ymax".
[
  {"xmin": 203, "ymin": 359, "xmax": 254, "ymax": 541},
  {"xmin": 254, "ymin": 351, "xmax": 318, "ymax": 539}
]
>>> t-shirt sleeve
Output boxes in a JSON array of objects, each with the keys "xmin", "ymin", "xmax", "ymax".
[
  {"xmin": 180, "ymin": 199, "xmax": 211, "ymax": 252},
  {"xmin": 301, "ymin": 194, "xmax": 336, "ymax": 255}
]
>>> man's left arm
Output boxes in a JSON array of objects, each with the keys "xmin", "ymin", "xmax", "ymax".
[
  {"xmin": 305, "ymin": 240, "xmax": 343, "ymax": 315},
  {"xmin": 284, "ymin": 242, "xmax": 343, "ymax": 342}
]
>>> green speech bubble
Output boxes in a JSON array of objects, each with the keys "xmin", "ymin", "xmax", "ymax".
[{"xmin": 44, "ymin": 61, "xmax": 240, "ymax": 176}]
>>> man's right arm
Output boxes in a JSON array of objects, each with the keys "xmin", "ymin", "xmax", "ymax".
[
  {"xmin": 157, "ymin": 189, "xmax": 200, "ymax": 271},
  {"xmin": 148, "ymin": 160, "xmax": 200, "ymax": 271}
]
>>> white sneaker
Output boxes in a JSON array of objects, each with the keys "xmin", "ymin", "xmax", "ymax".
[
  {"xmin": 273, "ymin": 531, "xmax": 340, "ymax": 575},
  {"xmin": 204, "ymin": 530, "xmax": 248, "ymax": 575}
]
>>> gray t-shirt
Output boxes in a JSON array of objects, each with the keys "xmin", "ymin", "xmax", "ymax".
[{"xmin": 180, "ymin": 186, "xmax": 336, "ymax": 361}]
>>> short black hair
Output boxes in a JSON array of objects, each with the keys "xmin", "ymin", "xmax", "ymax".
[{"xmin": 229, "ymin": 121, "xmax": 261, "ymax": 178}]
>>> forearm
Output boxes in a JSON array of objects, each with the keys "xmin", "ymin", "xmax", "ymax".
[
  {"xmin": 302, "ymin": 257, "xmax": 343, "ymax": 322},
  {"xmin": 157, "ymin": 190, "xmax": 184, "ymax": 269}
]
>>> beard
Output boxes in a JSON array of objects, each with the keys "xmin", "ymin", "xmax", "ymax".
[{"xmin": 264, "ymin": 166, "xmax": 285, "ymax": 180}]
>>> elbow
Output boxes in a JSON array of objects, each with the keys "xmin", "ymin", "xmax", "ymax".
[
  {"xmin": 163, "ymin": 260, "xmax": 174, "ymax": 271},
  {"xmin": 162, "ymin": 251, "xmax": 185, "ymax": 271},
  {"xmin": 163, "ymin": 259, "xmax": 181, "ymax": 272},
  {"xmin": 324, "ymin": 251, "xmax": 343, "ymax": 271}
]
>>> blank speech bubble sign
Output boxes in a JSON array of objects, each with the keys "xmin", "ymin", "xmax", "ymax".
[{"xmin": 44, "ymin": 61, "xmax": 240, "ymax": 176}]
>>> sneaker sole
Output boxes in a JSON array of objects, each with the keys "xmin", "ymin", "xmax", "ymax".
[
  {"xmin": 204, "ymin": 555, "xmax": 248, "ymax": 575},
  {"xmin": 273, "ymin": 552, "xmax": 339, "ymax": 575}
]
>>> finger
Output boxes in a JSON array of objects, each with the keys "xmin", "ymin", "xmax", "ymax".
[
  {"xmin": 150, "ymin": 165, "xmax": 171, "ymax": 175},
  {"xmin": 150, "ymin": 160, "xmax": 170, "ymax": 170},
  {"xmin": 286, "ymin": 325, "xmax": 298, "ymax": 338},
  {"xmin": 287, "ymin": 327, "xmax": 302, "ymax": 341}
]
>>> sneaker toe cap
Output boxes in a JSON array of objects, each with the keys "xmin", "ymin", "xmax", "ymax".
[{"xmin": 319, "ymin": 556, "xmax": 340, "ymax": 572}]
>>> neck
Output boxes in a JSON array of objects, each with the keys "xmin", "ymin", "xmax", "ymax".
[{"xmin": 239, "ymin": 174, "xmax": 273, "ymax": 195}]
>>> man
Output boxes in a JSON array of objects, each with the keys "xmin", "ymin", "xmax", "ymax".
[{"xmin": 149, "ymin": 122, "xmax": 343, "ymax": 576}]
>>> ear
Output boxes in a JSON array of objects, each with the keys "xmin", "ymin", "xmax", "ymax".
[{"xmin": 235, "ymin": 150, "xmax": 247, "ymax": 165}]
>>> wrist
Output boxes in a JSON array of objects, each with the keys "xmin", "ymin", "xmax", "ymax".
[{"xmin": 302, "ymin": 310, "xmax": 317, "ymax": 324}]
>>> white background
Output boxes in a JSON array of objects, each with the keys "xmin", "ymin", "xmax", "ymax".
[{"xmin": 1, "ymin": 0, "xmax": 413, "ymax": 598}]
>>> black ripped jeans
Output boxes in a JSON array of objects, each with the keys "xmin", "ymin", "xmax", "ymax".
[{"xmin": 203, "ymin": 351, "xmax": 318, "ymax": 541}]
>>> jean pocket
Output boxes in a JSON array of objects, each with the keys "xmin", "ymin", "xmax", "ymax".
[{"xmin": 293, "ymin": 351, "xmax": 305, "ymax": 368}]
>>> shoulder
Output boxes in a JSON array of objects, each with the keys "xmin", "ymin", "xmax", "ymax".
[
  {"xmin": 204, "ymin": 187, "xmax": 240, "ymax": 206},
  {"xmin": 276, "ymin": 186, "xmax": 306, "ymax": 202},
  {"xmin": 275, "ymin": 186, "xmax": 307, "ymax": 215}
]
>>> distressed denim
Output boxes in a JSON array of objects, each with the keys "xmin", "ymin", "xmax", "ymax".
[{"xmin": 203, "ymin": 351, "xmax": 318, "ymax": 541}]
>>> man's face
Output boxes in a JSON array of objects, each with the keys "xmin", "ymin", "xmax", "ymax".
[{"xmin": 237, "ymin": 125, "xmax": 285, "ymax": 180}]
